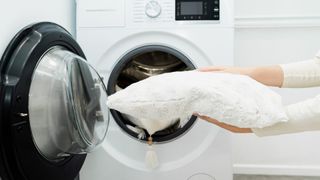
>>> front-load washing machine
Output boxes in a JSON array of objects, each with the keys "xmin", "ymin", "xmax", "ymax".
[
  {"xmin": 0, "ymin": 1, "xmax": 111, "ymax": 180},
  {"xmin": 77, "ymin": 0, "xmax": 234, "ymax": 180}
]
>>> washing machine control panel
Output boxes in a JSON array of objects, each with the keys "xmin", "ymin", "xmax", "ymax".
[
  {"xmin": 132, "ymin": 0, "xmax": 220, "ymax": 25},
  {"xmin": 176, "ymin": 0, "xmax": 219, "ymax": 21},
  {"xmin": 77, "ymin": 0, "xmax": 228, "ymax": 28}
]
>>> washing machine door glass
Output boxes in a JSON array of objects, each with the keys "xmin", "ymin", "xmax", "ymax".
[
  {"xmin": 29, "ymin": 46, "xmax": 109, "ymax": 161},
  {"xmin": 0, "ymin": 22, "xmax": 110, "ymax": 180}
]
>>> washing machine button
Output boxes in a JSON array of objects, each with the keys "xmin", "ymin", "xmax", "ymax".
[{"xmin": 145, "ymin": 0, "xmax": 162, "ymax": 18}]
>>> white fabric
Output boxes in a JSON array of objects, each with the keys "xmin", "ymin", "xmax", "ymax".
[
  {"xmin": 316, "ymin": 50, "xmax": 320, "ymax": 58},
  {"xmin": 253, "ymin": 54, "xmax": 320, "ymax": 137},
  {"xmin": 253, "ymin": 95, "xmax": 320, "ymax": 136},
  {"xmin": 145, "ymin": 145, "xmax": 159, "ymax": 169},
  {"xmin": 279, "ymin": 56, "xmax": 320, "ymax": 88},
  {"xmin": 107, "ymin": 71, "xmax": 288, "ymax": 135}
]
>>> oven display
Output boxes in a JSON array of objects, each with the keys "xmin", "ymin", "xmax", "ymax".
[{"xmin": 176, "ymin": 0, "xmax": 220, "ymax": 21}]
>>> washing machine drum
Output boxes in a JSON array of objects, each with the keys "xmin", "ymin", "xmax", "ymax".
[
  {"xmin": 119, "ymin": 51, "xmax": 186, "ymax": 86},
  {"xmin": 107, "ymin": 45, "xmax": 197, "ymax": 143},
  {"xmin": 0, "ymin": 22, "xmax": 109, "ymax": 180}
]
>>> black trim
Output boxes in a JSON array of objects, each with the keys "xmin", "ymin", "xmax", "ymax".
[
  {"xmin": 107, "ymin": 45, "xmax": 197, "ymax": 143},
  {"xmin": 0, "ymin": 22, "xmax": 86, "ymax": 180}
]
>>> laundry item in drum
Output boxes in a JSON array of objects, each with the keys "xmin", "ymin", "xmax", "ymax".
[{"xmin": 107, "ymin": 71, "xmax": 289, "ymax": 135}]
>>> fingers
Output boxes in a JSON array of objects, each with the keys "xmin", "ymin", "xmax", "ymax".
[
  {"xmin": 196, "ymin": 115, "xmax": 252, "ymax": 133},
  {"xmin": 197, "ymin": 66, "xmax": 226, "ymax": 72}
]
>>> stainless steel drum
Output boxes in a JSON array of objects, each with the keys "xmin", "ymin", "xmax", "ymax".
[{"xmin": 117, "ymin": 51, "xmax": 190, "ymax": 89}]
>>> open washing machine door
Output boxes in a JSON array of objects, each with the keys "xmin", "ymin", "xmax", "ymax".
[{"xmin": 0, "ymin": 22, "xmax": 109, "ymax": 180}]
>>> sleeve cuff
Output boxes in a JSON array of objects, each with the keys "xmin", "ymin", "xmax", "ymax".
[{"xmin": 280, "ymin": 57, "xmax": 320, "ymax": 88}]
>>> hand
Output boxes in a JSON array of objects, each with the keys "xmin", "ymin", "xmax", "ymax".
[
  {"xmin": 196, "ymin": 114, "xmax": 253, "ymax": 133},
  {"xmin": 198, "ymin": 65, "xmax": 284, "ymax": 87},
  {"xmin": 198, "ymin": 66, "xmax": 253, "ymax": 76}
]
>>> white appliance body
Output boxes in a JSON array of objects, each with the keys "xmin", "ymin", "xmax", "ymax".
[{"xmin": 77, "ymin": 0, "xmax": 234, "ymax": 179}]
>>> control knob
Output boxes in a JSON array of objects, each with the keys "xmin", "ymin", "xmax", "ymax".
[{"xmin": 145, "ymin": 1, "xmax": 161, "ymax": 18}]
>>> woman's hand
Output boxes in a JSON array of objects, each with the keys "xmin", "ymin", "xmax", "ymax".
[
  {"xmin": 198, "ymin": 66, "xmax": 253, "ymax": 76},
  {"xmin": 198, "ymin": 65, "xmax": 284, "ymax": 87},
  {"xmin": 196, "ymin": 114, "xmax": 253, "ymax": 133}
]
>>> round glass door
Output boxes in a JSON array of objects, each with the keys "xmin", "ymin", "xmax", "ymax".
[{"xmin": 28, "ymin": 46, "xmax": 109, "ymax": 161}]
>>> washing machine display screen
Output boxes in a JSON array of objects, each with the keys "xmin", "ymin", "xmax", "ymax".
[
  {"xmin": 176, "ymin": 0, "xmax": 220, "ymax": 21},
  {"xmin": 180, "ymin": 1, "xmax": 203, "ymax": 15}
]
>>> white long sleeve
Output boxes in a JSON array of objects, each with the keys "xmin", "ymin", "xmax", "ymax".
[
  {"xmin": 253, "ymin": 51, "xmax": 320, "ymax": 136},
  {"xmin": 280, "ymin": 53, "xmax": 320, "ymax": 88},
  {"xmin": 253, "ymin": 95, "xmax": 320, "ymax": 136}
]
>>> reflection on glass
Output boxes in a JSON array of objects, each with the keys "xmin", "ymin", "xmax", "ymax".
[{"xmin": 28, "ymin": 46, "xmax": 109, "ymax": 161}]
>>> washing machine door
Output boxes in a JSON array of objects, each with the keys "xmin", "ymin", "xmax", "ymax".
[{"xmin": 0, "ymin": 22, "xmax": 109, "ymax": 180}]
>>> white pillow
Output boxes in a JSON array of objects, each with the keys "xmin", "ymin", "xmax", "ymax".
[{"xmin": 107, "ymin": 71, "xmax": 288, "ymax": 135}]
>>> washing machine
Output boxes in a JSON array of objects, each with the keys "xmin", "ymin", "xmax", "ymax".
[
  {"xmin": 0, "ymin": 1, "xmax": 110, "ymax": 180},
  {"xmin": 77, "ymin": 0, "xmax": 234, "ymax": 180}
]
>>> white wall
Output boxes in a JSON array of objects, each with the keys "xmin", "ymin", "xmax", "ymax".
[
  {"xmin": 0, "ymin": 0, "xmax": 76, "ymax": 58},
  {"xmin": 233, "ymin": 0, "xmax": 320, "ymax": 176}
]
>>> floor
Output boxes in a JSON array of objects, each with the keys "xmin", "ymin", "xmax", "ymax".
[{"xmin": 234, "ymin": 175, "xmax": 320, "ymax": 180}]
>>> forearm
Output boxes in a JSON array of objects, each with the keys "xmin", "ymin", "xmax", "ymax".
[
  {"xmin": 244, "ymin": 54, "xmax": 320, "ymax": 88},
  {"xmin": 207, "ymin": 65, "xmax": 284, "ymax": 87},
  {"xmin": 247, "ymin": 65, "xmax": 284, "ymax": 87}
]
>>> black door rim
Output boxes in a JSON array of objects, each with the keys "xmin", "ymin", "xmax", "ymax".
[{"xmin": 0, "ymin": 22, "xmax": 86, "ymax": 180}]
